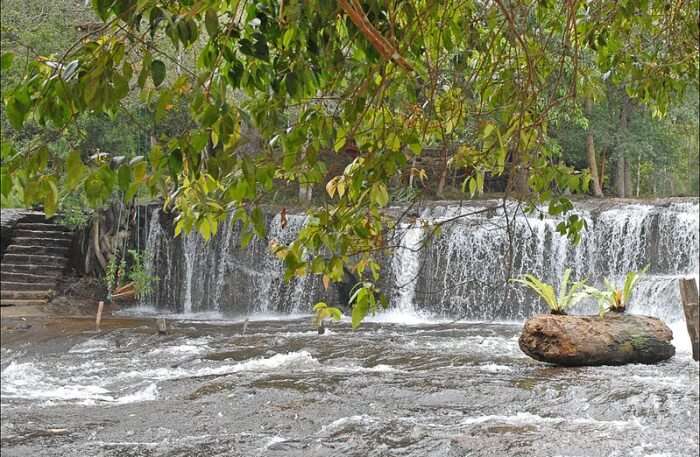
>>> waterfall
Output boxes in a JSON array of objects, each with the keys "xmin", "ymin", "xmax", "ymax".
[
  {"xmin": 143, "ymin": 210, "xmax": 326, "ymax": 315},
  {"xmin": 390, "ymin": 222, "xmax": 426, "ymax": 313},
  {"xmin": 141, "ymin": 199, "xmax": 699, "ymax": 322}
]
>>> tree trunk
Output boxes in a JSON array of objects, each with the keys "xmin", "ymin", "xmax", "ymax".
[
  {"xmin": 624, "ymin": 159, "xmax": 633, "ymax": 199},
  {"xmin": 616, "ymin": 95, "xmax": 632, "ymax": 197},
  {"xmin": 436, "ymin": 147, "xmax": 449, "ymax": 197},
  {"xmin": 599, "ymin": 147, "xmax": 607, "ymax": 192},
  {"xmin": 408, "ymin": 157, "xmax": 417, "ymax": 188},
  {"xmin": 678, "ymin": 278, "xmax": 699, "ymax": 361},
  {"xmin": 509, "ymin": 150, "xmax": 530, "ymax": 198},
  {"xmin": 615, "ymin": 157, "xmax": 626, "ymax": 198},
  {"xmin": 298, "ymin": 184, "xmax": 313, "ymax": 203},
  {"xmin": 519, "ymin": 314, "xmax": 675, "ymax": 366},
  {"xmin": 636, "ymin": 153, "xmax": 641, "ymax": 197},
  {"xmin": 668, "ymin": 167, "xmax": 676, "ymax": 196},
  {"xmin": 584, "ymin": 98, "xmax": 603, "ymax": 197}
]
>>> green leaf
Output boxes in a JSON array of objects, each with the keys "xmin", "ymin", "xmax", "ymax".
[
  {"xmin": 205, "ymin": 9, "xmax": 219, "ymax": 37},
  {"xmin": 92, "ymin": 0, "xmax": 114, "ymax": 21},
  {"xmin": 351, "ymin": 298, "xmax": 369, "ymax": 329},
  {"xmin": 252, "ymin": 34, "xmax": 269, "ymax": 60},
  {"xmin": 132, "ymin": 161, "xmax": 147, "ymax": 182},
  {"xmin": 199, "ymin": 217, "xmax": 212, "ymax": 240},
  {"xmin": 240, "ymin": 229, "xmax": 254, "ymax": 248},
  {"xmin": 334, "ymin": 128, "xmax": 347, "ymax": 152},
  {"xmin": 66, "ymin": 150, "xmax": 86, "ymax": 190},
  {"xmin": 1, "ymin": 52, "xmax": 14, "ymax": 71},
  {"xmin": 6, "ymin": 96, "xmax": 28, "ymax": 129},
  {"xmin": 41, "ymin": 177, "xmax": 58, "ymax": 217},
  {"xmin": 251, "ymin": 207, "xmax": 265, "ymax": 237},
  {"xmin": 1, "ymin": 169, "xmax": 12, "ymax": 197},
  {"xmin": 371, "ymin": 183, "xmax": 389, "ymax": 207},
  {"xmin": 151, "ymin": 60, "xmax": 166, "ymax": 87},
  {"xmin": 468, "ymin": 176, "xmax": 477, "ymax": 196},
  {"xmin": 118, "ymin": 165, "xmax": 131, "ymax": 191},
  {"xmin": 282, "ymin": 28, "xmax": 296, "ymax": 48}
]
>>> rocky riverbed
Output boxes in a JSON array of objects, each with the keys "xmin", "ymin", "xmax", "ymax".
[{"xmin": 1, "ymin": 312, "xmax": 698, "ymax": 457}]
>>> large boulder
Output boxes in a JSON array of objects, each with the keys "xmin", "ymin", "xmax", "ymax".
[{"xmin": 519, "ymin": 314, "xmax": 675, "ymax": 366}]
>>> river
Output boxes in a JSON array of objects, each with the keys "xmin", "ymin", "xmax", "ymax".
[{"xmin": 1, "ymin": 314, "xmax": 698, "ymax": 456}]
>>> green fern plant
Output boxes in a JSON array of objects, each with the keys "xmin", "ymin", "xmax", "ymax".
[
  {"xmin": 511, "ymin": 268, "xmax": 588, "ymax": 315},
  {"xmin": 588, "ymin": 267, "xmax": 648, "ymax": 315}
]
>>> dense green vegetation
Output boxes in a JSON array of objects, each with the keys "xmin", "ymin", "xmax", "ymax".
[{"xmin": 1, "ymin": 0, "xmax": 698, "ymax": 325}]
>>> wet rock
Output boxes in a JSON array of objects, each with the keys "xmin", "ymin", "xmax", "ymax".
[{"xmin": 519, "ymin": 314, "xmax": 675, "ymax": 366}]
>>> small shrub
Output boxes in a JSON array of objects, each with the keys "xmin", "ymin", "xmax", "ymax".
[
  {"xmin": 127, "ymin": 249, "xmax": 159, "ymax": 299},
  {"xmin": 58, "ymin": 192, "xmax": 93, "ymax": 229}
]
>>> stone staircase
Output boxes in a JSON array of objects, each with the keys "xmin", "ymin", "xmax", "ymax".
[{"xmin": 1, "ymin": 214, "xmax": 73, "ymax": 307}]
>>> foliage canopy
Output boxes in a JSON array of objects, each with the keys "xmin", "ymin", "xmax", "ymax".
[{"xmin": 1, "ymin": 0, "xmax": 697, "ymax": 324}]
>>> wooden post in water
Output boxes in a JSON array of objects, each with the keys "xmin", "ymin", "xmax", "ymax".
[
  {"xmin": 679, "ymin": 278, "xmax": 699, "ymax": 361},
  {"xmin": 96, "ymin": 301, "xmax": 104, "ymax": 332},
  {"xmin": 156, "ymin": 317, "xmax": 167, "ymax": 335}
]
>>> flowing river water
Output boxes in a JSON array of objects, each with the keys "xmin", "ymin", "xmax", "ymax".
[
  {"xmin": 2, "ymin": 316, "xmax": 698, "ymax": 457},
  {"xmin": 1, "ymin": 199, "xmax": 699, "ymax": 456}
]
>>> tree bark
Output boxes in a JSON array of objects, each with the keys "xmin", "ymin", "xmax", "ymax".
[
  {"xmin": 298, "ymin": 184, "xmax": 313, "ymax": 203},
  {"xmin": 599, "ymin": 147, "xmax": 607, "ymax": 192},
  {"xmin": 408, "ymin": 157, "xmax": 417, "ymax": 188},
  {"xmin": 437, "ymin": 150, "xmax": 448, "ymax": 198},
  {"xmin": 616, "ymin": 94, "xmax": 632, "ymax": 197},
  {"xmin": 519, "ymin": 314, "xmax": 675, "ymax": 366},
  {"xmin": 615, "ymin": 157, "xmax": 626, "ymax": 198},
  {"xmin": 624, "ymin": 159, "xmax": 633, "ymax": 198},
  {"xmin": 584, "ymin": 98, "xmax": 604, "ymax": 197},
  {"xmin": 636, "ymin": 153, "xmax": 641, "ymax": 197},
  {"xmin": 678, "ymin": 278, "xmax": 699, "ymax": 361},
  {"xmin": 509, "ymin": 150, "xmax": 530, "ymax": 198}
]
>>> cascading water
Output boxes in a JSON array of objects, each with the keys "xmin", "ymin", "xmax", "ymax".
[
  {"xmin": 141, "ymin": 199, "xmax": 699, "ymax": 324},
  {"xmin": 143, "ymin": 210, "xmax": 326, "ymax": 315},
  {"xmin": 390, "ymin": 222, "xmax": 426, "ymax": 313}
]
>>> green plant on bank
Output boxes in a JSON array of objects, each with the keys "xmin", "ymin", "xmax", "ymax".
[
  {"xmin": 57, "ymin": 192, "xmax": 93, "ymax": 229},
  {"xmin": 587, "ymin": 267, "xmax": 648, "ymax": 316},
  {"xmin": 511, "ymin": 269, "xmax": 588, "ymax": 315},
  {"xmin": 104, "ymin": 249, "xmax": 121, "ymax": 293},
  {"xmin": 312, "ymin": 302, "xmax": 342, "ymax": 329},
  {"xmin": 127, "ymin": 249, "xmax": 159, "ymax": 299}
]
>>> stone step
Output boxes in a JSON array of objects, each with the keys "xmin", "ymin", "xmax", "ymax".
[
  {"xmin": 0, "ymin": 264, "xmax": 64, "ymax": 276},
  {"xmin": 18, "ymin": 213, "xmax": 56, "ymax": 224},
  {"xmin": 0, "ymin": 298, "xmax": 49, "ymax": 307},
  {"xmin": 13, "ymin": 229, "xmax": 73, "ymax": 240},
  {"xmin": 15, "ymin": 223, "xmax": 72, "ymax": 232},
  {"xmin": 10, "ymin": 237, "xmax": 73, "ymax": 248},
  {"xmin": 0, "ymin": 271, "xmax": 60, "ymax": 284},
  {"xmin": 0, "ymin": 280, "xmax": 56, "ymax": 291},
  {"xmin": 0, "ymin": 290, "xmax": 51, "ymax": 300},
  {"xmin": 2, "ymin": 253, "xmax": 68, "ymax": 267},
  {"xmin": 5, "ymin": 245, "xmax": 70, "ymax": 256}
]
